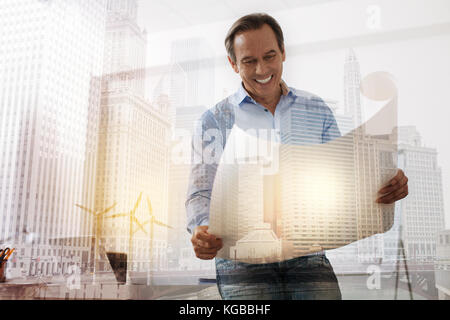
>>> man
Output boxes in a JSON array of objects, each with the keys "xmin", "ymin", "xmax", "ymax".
[{"xmin": 186, "ymin": 13, "xmax": 408, "ymax": 299}]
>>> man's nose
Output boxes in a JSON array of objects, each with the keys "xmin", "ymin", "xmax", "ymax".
[{"xmin": 255, "ymin": 61, "xmax": 269, "ymax": 75}]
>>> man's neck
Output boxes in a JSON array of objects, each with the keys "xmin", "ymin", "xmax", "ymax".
[{"xmin": 246, "ymin": 86, "xmax": 282, "ymax": 115}]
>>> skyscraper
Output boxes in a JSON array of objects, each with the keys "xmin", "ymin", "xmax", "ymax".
[
  {"xmin": 344, "ymin": 48, "xmax": 364, "ymax": 129},
  {"xmin": 354, "ymin": 131, "xmax": 397, "ymax": 263},
  {"xmin": 343, "ymin": 49, "xmax": 397, "ymax": 263},
  {"xmin": 278, "ymin": 104, "xmax": 358, "ymax": 257},
  {"xmin": 95, "ymin": 0, "xmax": 171, "ymax": 279},
  {"xmin": 396, "ymin": 126, "xmax": 445, "ymax": 261},
  {"xmin": 170, "ymin": 38, "xmax": 216, "ymax": 109},
  {"xmin": 103, "ymin": 0, "xmax": 147, "ymax": 97},
  {"xmin": 0, "ymin": 0, "xmax": 107, "ymax": 276}
]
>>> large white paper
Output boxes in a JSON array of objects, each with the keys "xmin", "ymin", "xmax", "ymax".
[{"xmin": 209, "ymin": 72, "xmax": 398, "ymax": 263}]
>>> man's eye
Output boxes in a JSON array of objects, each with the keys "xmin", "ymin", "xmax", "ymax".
[
  {"xmin": 243, "ymin": 60, "xmax": 255, "ymax": 64},
  {"xmin": 264, "ymin": 55, "xmax": 275, "ymax": 60}
]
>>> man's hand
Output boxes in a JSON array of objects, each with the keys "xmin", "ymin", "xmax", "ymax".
[
  {"xmin": 376, "ymin": 169, "xmax": 409, "ymax": 204},
  {"xmin": 191, "ymin": 226, "xmax": 223, "ymax": 260}
]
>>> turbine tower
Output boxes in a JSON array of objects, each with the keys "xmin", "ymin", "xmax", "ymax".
[
  {"xmin": 75, "ymin": 202, "xmax": 117, "ymax": 284},
  {"xmin": 143, "ymin": 196, "xmax": 173, "ymax": 285}
]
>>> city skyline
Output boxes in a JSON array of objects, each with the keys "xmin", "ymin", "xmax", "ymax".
[
  {"xmin": 0, "ymin": 0, "xmax": 108, "ymax": 277},
  {"xmin": 0, "ymin": 0, "xmax": 448, "ymax": 299},
  {"xmin": 95, "ymin": 0, "xmax": 171, "ymax": 282}
]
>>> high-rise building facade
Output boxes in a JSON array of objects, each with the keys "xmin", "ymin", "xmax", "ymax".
[
  {"xmin": 103, "ymin": 0, "xmax": 147, "ymax": 97},
  {"xmin": 344, "ymin": 48, "xmax": 364, "ymax": 129},
  {"xmin": 278, "ymin": 105, "xmax": 358, "ymax": 257},
  {"xmin": 95, "ymin": 0, "xmax": 171, "ymax": 278},
  {"xmin": 170, "ymin": 38, "xmax": 215, "ymax": 109},
  {"xmin": 397, "ymin": 126, "xmax": 445, "ymax": 261},
  {"xmin": 0, "ymin": 0, "xmax": 107, "ymax": 276}
]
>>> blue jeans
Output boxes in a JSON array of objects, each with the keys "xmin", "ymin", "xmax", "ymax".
[{"xmin": 215, "ymin": 253, "xmax": 341, "ymax": 300}]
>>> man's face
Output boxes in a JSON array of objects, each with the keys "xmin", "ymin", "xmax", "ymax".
[{"xmin": 229, "ymin": 24, "xmax": 286, "ymax": 102}]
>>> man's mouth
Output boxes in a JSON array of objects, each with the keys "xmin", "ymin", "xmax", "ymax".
[{"xmin": 255, "ymin": 75, "xmax": 273, "ymax": 84}]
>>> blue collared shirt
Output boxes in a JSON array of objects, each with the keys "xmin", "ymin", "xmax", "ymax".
[{"xmin": 185, "ymin": 81, "xmax": 341, "ymax": 234}]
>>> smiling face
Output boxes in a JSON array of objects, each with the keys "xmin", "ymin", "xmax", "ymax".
[{"xmin": 228, "ymin": 24, "xmax": 286, "ymax": 106}]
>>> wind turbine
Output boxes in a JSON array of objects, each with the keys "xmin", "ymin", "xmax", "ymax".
[
  {"xmin": 105, "ymin": 192, "xmax": 147, "ymax": 284},
  {"xmin": 75, "ymin": 202, "xmax": 116, "ymax": 284},
  {"xmin": 143, "ymin": 196, "xmax": 173, "ymax": 285}
]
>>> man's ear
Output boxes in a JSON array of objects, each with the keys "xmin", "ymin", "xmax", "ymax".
[
  {"xmin": 282, "ymin": 47, "xmax": 286, "ymax": 62},
  {"xmin": 227, "ymin": 56, "xmax": 239, "ymax": 74}
]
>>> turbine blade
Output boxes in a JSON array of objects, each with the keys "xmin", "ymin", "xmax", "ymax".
[
  {"xmin": 105, "ymin": 213, "xmax": 127, "ymax": 219},
  {"xmin": 142, "ymin": 220, "xmax": 150, "ymax": 226},
  {"xmin": 132, "ymin": 216, "xmax": 147, "ymax": 235},
  {"xmin": 154, "ymin": 220, "xmax": 173, "ymax": 229},
  {"xmin": 146, "ymin": 196, "xmax": 153, "ymax": 217},
  {"xmin": 131, "ymin": 193, "xmax": 143, "ymax": 214},
  {"xmin": 75, "ymin": 204, "xmax": 95, "ymax": 215},
  {"xmin": 98, "ymin": 202, "xmax": 117, "ymax": 216}
]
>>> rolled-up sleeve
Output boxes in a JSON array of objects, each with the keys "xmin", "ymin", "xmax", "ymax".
[{"xmin": 185, "ymin": 110, "xmax": 223, "ymax": 234}]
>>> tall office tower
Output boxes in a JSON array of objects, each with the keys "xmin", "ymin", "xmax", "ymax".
[
  {"xmin": 0, "ymin": 0, "xmax": 107, "ymax": 276},
  {"xmin": 103, "ymin": 0, "xmax": 147, "ymax": 97},
  {"xmin": 325, "ymin": 100, "xmax": 354, "ymax": 136},
  {"xmin": 96, "ymin": 0, "xmax": 171, "ymax": 277},
  {"xmin": 170, "ymin": 38, "xmax": 216, "ymax": 109},
  {"xmin": 396, "ymin": 126, "xmax": 445, "ymax": 262},
  {"xmin": 344, "ymin": 48, "xmax": 364, "ymax": 129},
  {"xmin": 209, "ymin": 161, "xmax": 264, "ymax": 257},
  {"xmin": 353, "ymin": 132, "xmax": 397, "ymax": 263},
  {"xmin": 276, "ymin": 99, "xmax": 396, "ymax": 261},
  {"xmin": 343, "ymin": 49, "xmax": 397, "ymax": 263},
  {"xmin": 322, "ymin": 101, "xmax": 360, "ymax": 266},
  {"xmin": 278, "ymin": 104, "xmax": 358, "ymax": 257},
  {"xmin": 152, "ymin": 63, "xmax": 186, "ymax": 129}
]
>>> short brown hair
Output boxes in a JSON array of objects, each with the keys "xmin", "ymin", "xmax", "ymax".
[{"xmin": 225, "ymin": 13, "xmax": 285, "ymax": 63}]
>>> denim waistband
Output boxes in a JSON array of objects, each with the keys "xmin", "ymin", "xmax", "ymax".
[{"xmin": 216, "ymin": 251, "xmax": 327, "ymax": 269}]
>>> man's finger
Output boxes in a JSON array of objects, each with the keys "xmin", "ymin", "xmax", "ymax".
[
  {"xmin": 196, "ymin": 230, "xmax": 217, "ymax": 242},
  {"xmin": 391, "ymin": 169, "xmax": 405, "ymax": 184},
  {"xmin": 195, "ymin": 246, "xmax": 221, "ymax": 255},
  {"xmin": 191, "ymin": 226, "xmax": 223, "ymax": 260},
  {"xmin": 376, "ymin": 186, "xmax": 404, "ymax": 203},
  {"xmin": 384, "ymin": 176, "xmax": 408, "ymax": 196},
  {"xmin": 377, "ymin": 185, "xmax": 405, "ymax": 203},
  {"xmin": 196, "ymin": 239, "xmax": 211, "ymax": 249},
  {"xmin": 377, "ymin": 185, "xmax": 408, "ymax": 203},
  {"xmin": 382, "ymin": 190, "xmax": 408, "ymax": 204},
  {"xmin": 378, "ymin": 174, "xmax": 408, "ymax": 195},
  {"xmin": 390, "ymin": 169, "xmax": 403, "ymax": 182},
  {"xmin": 196, "ymin": 239, "xmax": 222, "ymax": 249}
]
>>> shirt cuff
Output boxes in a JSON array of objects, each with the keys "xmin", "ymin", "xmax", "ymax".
[{"xmin": 186, "ymin": 213, "xmax": 209, "ymax": 234}]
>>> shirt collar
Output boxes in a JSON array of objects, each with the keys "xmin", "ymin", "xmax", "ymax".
[{"xmin": 233, "ymin": 79, "xmax": 292, "ymax": 106}]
